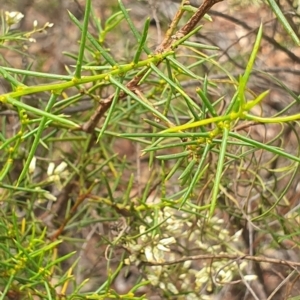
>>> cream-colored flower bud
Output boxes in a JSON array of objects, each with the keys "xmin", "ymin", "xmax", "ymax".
[
  {"xmin": 43, "ymin": 192, "xmax": 57, "ymax": 201},
  {"xmin": 47, "ymin": 162, "xmax": 55, "ymax": 176},
  {"xmin": 54, "ymin": 161, "xmax": 68, "ymax": 174},
  {"xmin": 29, "ymin": 156, "xmax": 36, "ymax": 174}
]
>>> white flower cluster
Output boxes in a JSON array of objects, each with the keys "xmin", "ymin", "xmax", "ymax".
[
  {"xmin": 47, "ymin": 161, "xmax": 69, "ymax": 191},
  {"xmin": 191, "ymin": 216, "xmax": 251, "ymax": 292},
  {"xmin": 5, "ymin": 11, "xmax": 24, "ymax": 27},
  {"xmin": 24, "ymin": 20, "xmax": 54, "ymax": 43},
  {"xmin": 29, "ymin": 157, "xmax": 69, "ymax": 201},
  {"xmin": 125, "ymin": 207, "xmax": 190, "ymax": 262},
  {"xmin": 4, "ymin": 11, "xmax": 54, "ymax": 43},
  {"xmin": 124, "ymin": 208, "xmax": 254, "ymax": 298},
  {"xmin": 124, "ymin": 207, "xmax": 191, "ymax": 295}
]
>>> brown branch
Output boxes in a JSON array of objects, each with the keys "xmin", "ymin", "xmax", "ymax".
[
  {"xmin": 50, "ymin": 183, "xmax": 95, "ymax": 240},
  {"xmin": 155, "ymin": 0, "xmax": 187, "ymax": 52},
  {"xmin": 81, "ymin": 0, "xmax": 224, "ymax": 133},
  {"xmin": 176, "ymin": 0, "xmax": 224, "ymax": 40}
]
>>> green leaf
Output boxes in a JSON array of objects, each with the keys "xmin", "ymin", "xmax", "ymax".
[
  {"xmin": 210, "ymin": 127, "xmax": 229, "ymax": 217},
  {"xmin": 267, "ymin": 0, "xmax": 300, "ymax": 45},
  {"xmin": 74, "ymin": 0, "xmax": 92, "ymax": 78}
]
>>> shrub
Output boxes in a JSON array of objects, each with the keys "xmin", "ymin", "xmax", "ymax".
[{"xmin": 0, "ymin": 0, "xmax": 300, "ymax": 299}]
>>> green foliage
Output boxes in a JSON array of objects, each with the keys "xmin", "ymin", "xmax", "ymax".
[{"xmin": 0, "ymin": 0, "xmax": 300, "ymax": 299}]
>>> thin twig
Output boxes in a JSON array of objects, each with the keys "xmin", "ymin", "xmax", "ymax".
[
  {"xmin": 142, "ymin": 253, "xmax": 300, "ymax": 269},
  {"xmin": 267, "ymin": 269, "xmax": 296, "ymax": 300},
  {"xmin": 50, "ymin": 182, "xmax": 96, "ymax": 240}
]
